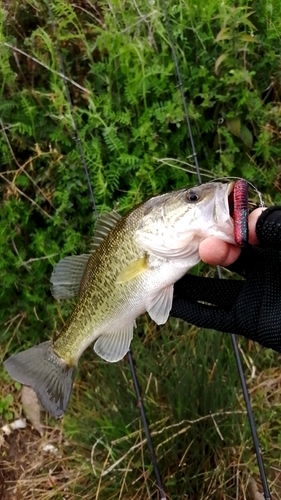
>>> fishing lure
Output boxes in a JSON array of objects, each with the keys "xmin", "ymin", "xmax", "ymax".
[{"xmin": 233, "ymin": 179, "xmax": 249, "ymax": 246}]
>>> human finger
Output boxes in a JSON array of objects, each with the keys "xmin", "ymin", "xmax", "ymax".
[
  {"xmin": 199, "ymin": 237, "xmax": 241, "ymax": 266},
  {"xmin": 248, "ymin": 207, "xmax": 267, "ymax": 245}
]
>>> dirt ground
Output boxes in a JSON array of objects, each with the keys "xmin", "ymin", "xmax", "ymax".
[
  {"xmin": 0, "ymin": 423, "xmax": 77, "ymax": 500},
  {"xmin": 1, "ymin": 420, "xmax": 281, "ymax": 500},
  {"xmin": 1, "ymin": 426, "xmax": 38, "ymax": 500}
]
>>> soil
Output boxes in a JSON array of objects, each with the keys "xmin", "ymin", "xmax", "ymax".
[
  {"xmin": 0, "ymin": 423, "xmax": 70, "ymax": 500},
  {"xmin": 1, "ymin": 426, "xmax": 37, "ymax": 499},
  {"xmin": 1, "ymin": 420, "xmax": 281, "ymax": 500}
]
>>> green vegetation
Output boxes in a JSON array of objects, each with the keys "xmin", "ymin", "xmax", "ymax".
[{"xmin": 0, "ymin": 0, "xmax": 281, "ymax": 498}]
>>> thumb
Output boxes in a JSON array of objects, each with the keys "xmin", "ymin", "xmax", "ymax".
[{"xmin": 199, "ymin": 238, "xmax": 241, "ymax": 266}]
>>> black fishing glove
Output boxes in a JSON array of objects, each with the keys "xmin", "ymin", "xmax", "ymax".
[{"xmin": 170, "ymin": 207, "xmax": 281, "ymax": 353}]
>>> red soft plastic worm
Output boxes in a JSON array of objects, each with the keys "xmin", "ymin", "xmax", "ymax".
[{"xmin": 233, "ymin": 179, "xmax": 248, "ymax": 246}]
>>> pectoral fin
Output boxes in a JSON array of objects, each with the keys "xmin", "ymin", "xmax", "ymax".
[
  {"xmin": 94, "ymin": 323, "xmax": 134, "ymax": 362},
  {"xmin": 116, "ymin": 256, "xmax": 147, "ymax": 284},
  {"xmin": 146, "ymin": 285, "xmax": 174, "ymax": 325}
]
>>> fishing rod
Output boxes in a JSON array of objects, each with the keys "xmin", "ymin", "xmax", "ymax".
[
  {"xmin": 46, "ymin": 2, "xmax": 166, "ymax": 498},
  {"xmin": 161, "ymin": 0, "xmax": 271, "ymax": 498}
]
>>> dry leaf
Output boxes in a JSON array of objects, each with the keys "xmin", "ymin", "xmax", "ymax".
[
  {"xmin": 248, "ymin": 475, "xmax": 265, "ymax": 500},
  {"xmin": 214, "ymin": 53, "xmax": 228, "ymax": 74},
  {"xmin": 21, "ymin": 385, "xmax": 43, "ymax": 436},
  {"xmin": 215, "ymin": 27, "xmax": 231, "ymax": 42}
]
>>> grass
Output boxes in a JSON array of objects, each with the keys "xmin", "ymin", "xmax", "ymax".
[{"xmin": 1, "ymin": 318, "xmax": 281, "ymax": 499}]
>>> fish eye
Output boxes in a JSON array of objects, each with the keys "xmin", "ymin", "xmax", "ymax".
[{"xmin": 186, "ymin": 191, "xmax": 200, "ymax": 202}]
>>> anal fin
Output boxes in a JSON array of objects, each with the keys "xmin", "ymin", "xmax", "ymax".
[{"xmin": 94, "ymin": 323, "xmax": 134, "ymax": 362}]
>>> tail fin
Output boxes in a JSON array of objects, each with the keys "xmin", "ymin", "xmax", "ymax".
[{"xmin": 4, "ymin": 341, "xmax": 76, "ymax": 418}]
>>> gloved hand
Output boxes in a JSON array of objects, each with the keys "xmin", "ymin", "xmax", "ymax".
[{"xmin": 170, "ymin": 207, "xmax": 281, "ymax": 353}]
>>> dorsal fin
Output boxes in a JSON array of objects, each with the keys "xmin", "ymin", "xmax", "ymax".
[
  {"xmin": 50, "ymin": 212, "xmax": 121, "ymax": 300},
  {"xmin": 91, "ymin": 211, "xmax": 121, "ymax": 251},
  {"xmin": 50, "ymin": 254, "xmax": 91, "ymax": 300}
]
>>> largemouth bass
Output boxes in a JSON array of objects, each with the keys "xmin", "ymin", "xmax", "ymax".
[{"xmin": 4, "ymin": 181, "xmax": 237, "ymax": 417}]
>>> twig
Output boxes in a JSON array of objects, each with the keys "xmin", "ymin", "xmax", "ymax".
[
  {"xmin": 0, "ymin": 172, "xmax": 53, "ymax": 219},
  {"xmin": 0, "ymin": 118, "xmax": 55, "ymax": 209},
  {"xmin": 1, "ymin": 42, "xmax": 90, "ymax": 94},
  {"xmin": 19, "ymin": 254, "xmax": 58, "ymax": 267},
  {"xmin": 73, "ymin": 4, "xmax": 104, "ymax": 25}
]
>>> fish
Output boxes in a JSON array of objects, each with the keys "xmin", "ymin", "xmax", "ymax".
[{"xmin": 4, "ymin": 181, "xmax": 237, "ymax": 418}]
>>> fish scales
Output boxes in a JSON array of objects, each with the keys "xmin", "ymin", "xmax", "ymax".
[{"xmin": 54, "ymin": 207, "xmax": 146, "ymax": 361}]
